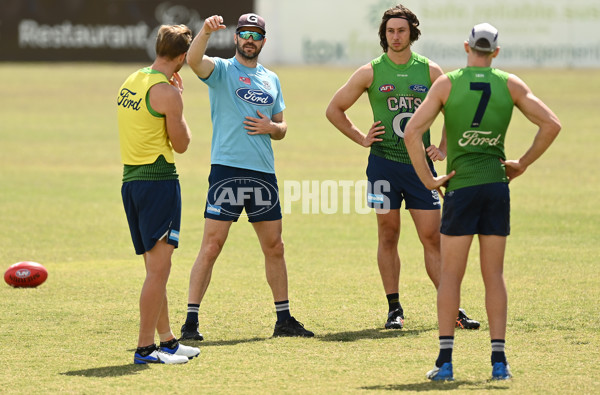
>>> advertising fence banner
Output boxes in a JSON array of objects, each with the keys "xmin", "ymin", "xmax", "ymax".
[
  {"xmin": 0, "ymin": 0, "xmax": 253, "ymax": 61},
  {"xmin": 256, "ymin": 0, "xmax": 600, "ymax": 68},
  {"xmin": 3, "ymin": 0, "xmax": 599, "ymax": 67}
]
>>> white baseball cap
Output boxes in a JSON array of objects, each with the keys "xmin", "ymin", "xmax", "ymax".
[{"xmin": 468, "ymin": 23, "xmax": 498, "ymax": 52}]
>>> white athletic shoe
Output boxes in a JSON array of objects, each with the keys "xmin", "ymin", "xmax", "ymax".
[
  {"xmin": 160, "ymin": 343, "xmax": 200, "ymax": 359},
  {"xmin": 134, "ymin": 349, "xmax": 189, "ymax": 364}
]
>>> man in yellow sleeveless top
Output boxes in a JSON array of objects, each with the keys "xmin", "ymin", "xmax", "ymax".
[{"xmin": 117, "ymin": 24, "xmax": 200, "ymax": 364}]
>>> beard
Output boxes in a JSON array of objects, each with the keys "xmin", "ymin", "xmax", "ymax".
[{"xmin": 236, "ymin": 41, "xmax": 262, "ymax": 60}]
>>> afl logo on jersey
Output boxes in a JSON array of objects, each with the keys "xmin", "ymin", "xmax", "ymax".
[
  {"xmin": 409, "ymin": 84, "xmax": 428, "ymax": 93},
  {"xmin": 379, "ymin": 84, "xmax": 396, "ymax": 93},
  {"xmin": 236, "ymin": 88, "xmax": 274, "ymax": 106}
]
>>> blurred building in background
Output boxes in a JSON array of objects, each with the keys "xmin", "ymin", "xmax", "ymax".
[
  {"xmin": 257, "ymin": 0, "xmax": 600, "ymax": 68},
  {"xmin": 1, "ymin": 0, "xmax": 599, "ymax": 68}
]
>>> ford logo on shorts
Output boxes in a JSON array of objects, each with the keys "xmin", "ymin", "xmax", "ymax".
[
  {"xmin": 235, "ymin": 88, "xmax": 274, "ymax": 106},
  {"xmin": 409, "ymin": 84, "xmax": 428, "ymax": 93}
]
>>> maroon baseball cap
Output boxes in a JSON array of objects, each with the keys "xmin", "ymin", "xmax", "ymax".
[{"xmin": 236, "ymin": 13, "xmax": 266, "ymax": 34}]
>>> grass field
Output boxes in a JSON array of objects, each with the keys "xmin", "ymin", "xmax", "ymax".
[{"xmin": 0, "ymin": 62, "xmax": 599, "ymax": 394}]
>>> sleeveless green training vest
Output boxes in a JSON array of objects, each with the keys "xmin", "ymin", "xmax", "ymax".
[
  {"xmin": 444, "ymin": 67, "xmax": 514, "ymax": 191},
  {"xmin": 367, "ymin": 52, "xmax": 432, "ymax": 164}
]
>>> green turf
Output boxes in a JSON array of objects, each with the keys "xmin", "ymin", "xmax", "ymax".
[{"xmin": 0, "ymin": 63, "xmax": 598, "ymax": 393}]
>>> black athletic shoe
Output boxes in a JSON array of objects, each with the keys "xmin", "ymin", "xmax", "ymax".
[
  {"xmin": 179, "ymin": 322, "xmax": 204, "ymax": 341},
  {"xmin": 272, "ymin": 317, "xmax": 314, "ymax": 337},
  {"xmin": 385, "ymin": 308, "xmax": 404, "ymax": 329},
  {"xmin": 456, "ymin": 308, "xmax": 480, "ymax": 330}
]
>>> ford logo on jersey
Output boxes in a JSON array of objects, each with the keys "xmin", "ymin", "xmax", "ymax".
[
  {"xmin": 409, "ymin": 84, "xmax": 428, "ymax": 93},
  {"xmin": 235, "ymin": 88, "xmax": 274, "ymax": 106}
]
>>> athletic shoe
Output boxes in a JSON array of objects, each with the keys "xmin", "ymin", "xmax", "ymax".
[
  {"xmin": 385, "ymin": 308, "xmax": 404, "ymax": 329},
  {"xmin": 426, "ymin": 362, "xmax": 454, "ymax": 381},
  {"xmin": 273, "ymin": 316, "xmax": 314, "ymax": 337},
  {"xmin": 179, "ymin": 322, "xmax": 204, "ymax": 341},
  {"xmin": 160, "ymin": 342, "xmax": 200, "ymax": 360},
  {"xmin": 134, "ymin": 349, "xmax": 189, "ymax": 364},
  {"xmin": 456, "ymin": 308, "xmax": 480, "ymax": 330},
  {"xmin": 492, "ymin": 362, "xmax": 512, "ymax": 380}
]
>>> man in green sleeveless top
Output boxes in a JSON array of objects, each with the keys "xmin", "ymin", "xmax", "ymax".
[
  {"xmin": 327, "ymin": 4, "xmax": 479, "ymax": 331},
  {"xmin": 405, "ymin": 23, "xmax": 561, "ymax": 381},
  {"xmin": 118, "ymin": 25, "xmax": 200, "ymax": 364}
]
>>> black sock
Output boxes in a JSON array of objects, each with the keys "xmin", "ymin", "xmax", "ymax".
[
  {"xmin": 436, "ymin": 336, "xmax": 454, "ymax": 367},
  {"xmin": 491, "ymin": 339, "xmax": 507, "ymax": 364},
  {"xmin": 160, "ymin": 338, "xmax": 179, "ymax": 350},
  {"xmin": 135, "ymin": 344, "xmax": 157, "ymax": 357},
  {"xmin": 275, "ymin": 300, "xmax": 291, "ymax": 323},
  {"xmin": 186, "ymin": 303, "xmax": 200, "ymax": 325},
  {"xmin": 386, "ymin": 293, "xmax": 401, "ymax": 313}
]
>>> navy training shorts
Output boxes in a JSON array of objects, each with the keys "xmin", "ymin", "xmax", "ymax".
[
  {"xmin": 121, "ymin": 179, "xmax": 181, "ymax": 255},
  {"xmin": 204, "ymin": 164, "xmax": 282, "ymax": 223},
  {"xmin": 366, "ymin": 153, "xmax": 440, "ymax": 211},
  {"xmin": 441, "ymin": 182, "xmax": 510, "ymax": 236}
]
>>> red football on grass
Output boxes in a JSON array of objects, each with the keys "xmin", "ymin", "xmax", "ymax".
[{"xmin": 4, "ymin": 261, "xmax": 48, "ymax": 288}]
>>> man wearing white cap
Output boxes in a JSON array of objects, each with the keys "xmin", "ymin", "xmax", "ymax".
[
  {"xmin": 180, "ymin": 13, "xmax": 314, "ymax": 340},
  {"xmin": 405, "ymin": 22, "xmax": 561, "ymax": 381}
]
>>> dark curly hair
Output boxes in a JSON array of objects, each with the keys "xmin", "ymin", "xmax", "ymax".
[{"xmin": 378, "ymin": 4, "xmax": 421, "ymax": 52}]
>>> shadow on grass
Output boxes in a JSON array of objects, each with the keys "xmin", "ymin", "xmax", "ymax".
[
  {"xmin": 61, "ymin": 364, "xmax": 149, "ymax": 377},
  {"xmin": 361, "ymin": 380, "xmax": 510, "ymax": 391},
  {"xmin": 177, "ymin": 336, "xmax": 267, "ymax": 347},
  {"xmin": 319, "ymin": 326, "xmax": 435, "ymax": 342},
  {"xmin": 125, "ymin": 328, "xmax": 433, "ymax": 349},
  {"xmin": 177, "ymin": 327, "xmax": 436, "ymax": 344}
]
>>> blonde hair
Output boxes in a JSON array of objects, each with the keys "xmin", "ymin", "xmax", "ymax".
[{"xmin": 155, "ymin": 24, "xmax": 193, "ymax": 59}]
